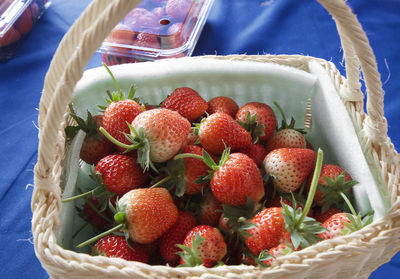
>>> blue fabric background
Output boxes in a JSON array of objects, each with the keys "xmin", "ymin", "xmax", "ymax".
[{"xmin": 0, "ymin": 0, "xmax": 399, "ymax": 278}]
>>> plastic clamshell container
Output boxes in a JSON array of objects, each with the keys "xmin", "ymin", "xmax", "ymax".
[
  {"xmin": 0, "ymin": 0, "xmax": 50, "ymax": 62},
  {"xmin": 98, "ymin": 0, "xmax": 214, "ymax": 65}
]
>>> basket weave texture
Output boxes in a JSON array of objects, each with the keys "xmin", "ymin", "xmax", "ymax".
[{"xmin": 31, "ymin": 0, "xmax": 400, "ymax": 278}]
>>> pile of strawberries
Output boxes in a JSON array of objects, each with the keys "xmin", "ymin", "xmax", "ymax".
[{"xmin": 64, "ymin": 65, "xmax": 372, "ymax": 268}]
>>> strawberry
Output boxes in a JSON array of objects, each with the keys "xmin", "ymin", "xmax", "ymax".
[
  {"xmin": 165, "ymin": 0, "xmax": 193, "ymax": 22},
  {"xmin": 245, "ymin": 207, "xmax": 288, "ymax": 256},
  {"xmin": 207, "ymin": 96, "xmax": 239, "ymax": 118},
  {"xmin": 95, "ymin": 154, "xmax": 150, "ymax": 195},
  {"xmin": 65, "ymin": 106, "xmax": 114, "ymax": 165},
  {"xmin": 237, "ymin": 142, "xmax": 267, "ymax": 167},
  {"xmin": 102, "ymin": 99, "xmax": 143, "ymax": 147},
  {"xmin": 130, "ymin": 108, "xmax": 191, "ymax": 163},
  {"xmin": 247, "ymin": 149, "xmax": 326, "ymax": 255},
  {"xmin": 262, "ymin": 242, "xmax": 292, "ymax": 266},
  {"xmin": 263, "ymin": 148, "xmax": 317, "ymax": 193},
  {"xmin": 178, "ymin": 225, "xmax": 227, "ymax": 267},
  {"xmin": 105, "ymin": 23, "xmax": 136, "ymax": 47},
  {"xmin": 159, "ymin": 211, "xmax": 197, "ymax": 266},
  {"xmin": 265, "ymin": 129, "xmax": 306, "ymax": 153},
  {"xmin": 92, "ymin": 235, "xmax": 149, "ymax": 263},
  {"xmin": 0, "ymin": 26, "xmax": 21, "ymax": 47},
  {"xmin": 198, "ymin": 112, "xmax": 252, "ymax": 155},
  {"xmin": 100, "ymin": 66, "xmax": 143, "ymax": 149},
  {"xmin": 306, "ymin": 164, "xmax": 357, "ymax": 212},
  {"xmin": 265, "ymin": 102, "xmax": 306, "ymax": 153},
  {"xmin": 14, "ymin": 6, "xmax": 33, "ymax": 35},
  {"xmin": 198, "ymin": 192, "xmax": 222, "ymax": 226},
  {"xmin": 166, "ymin": 22, "xmax": 184, "ymax": 49},
  {"xmin": 80, "ymin": 195, "xmax": 114, "ymax": 231},
  {"xmin": 101, "ymin": 108, "xmax": 191, "ymax": 170},
  {"xmin": 161, "ymin": 87, "xmax": 208, "ymax": 122},
  {"xmin": 182, "ymin": 129, "xmax": 199, "ymax": 146},
  {"xmin": 318, "ymin": 212, "xmax": 351, "ymax": 240},
  {"xmin": 235, "ymin": 102, "xmax": 277, "ymax": 142},
  {"xmin": 124, "ymin": 8, "xmax": 159, "ymax": 32},
  {"xmin": 180, "ymin": 145, "xmax": 214, "ymax": 195},
  {"xmin": 116, "ymin": 188, "xmax": 179, "ymax": 244},
  {"xmin": 211, "ymin": 152, "xmax": 265, "ymax": 206},
  {"xmin": 134, "ymin": 32, "xmax": 160, "ymax": 49}
]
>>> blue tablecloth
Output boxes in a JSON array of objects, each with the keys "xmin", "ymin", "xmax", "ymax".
[{"xmin": 0, "ymin": 0, "xmax": 399, "ymax": 278}]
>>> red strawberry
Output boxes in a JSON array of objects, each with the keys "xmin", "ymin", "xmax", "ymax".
[
  {"xmin": 95, "ymin": 154, "xmax": 150, "ymax": 195},
  {"xmin": 159, "ymin": 211, "xmax": 197, "ymax": 266},
  {"xmin": 134, "ymin": 32, "xmax": 160, "ymax": 49},
  {"xmin": 198, "ymin": 112, "xmax": 252, "ymax": 155},
  {"xmin": 235, "ymin": 102, "xmax": 277, "ymax": 142},
  {"xmin": 66, "ymin": 107, "xmax": 114, "ymax": 165},
  {"xmin": 237, "ymin": 142, "xmax": 267, "ymax": 167},
  {"xmin": 79, "ymin": 115, "xmax": 114, "ymax": 164},
  {"xmin": 207, "ymin": 96, "xmax": 239, "ymax": 118},
  {"xmin": 161, "ymin": 87, "xmax": 208, "ymax": 122},
  {"xmin": 81, "ymin": 195, "xmax": 114, "ymax": 231},
  {"xmin": 0, "ymin": 26, "xmax": 21, "ymax": 47},
  {"xmin": 14, "ymin": 7, "xmax": 33, "ymax": 35},
  {"xmin": 178, "ymin": 225, "xmax": 227, "ymax": 267},
  {"xmin": 179, "ymin": 145, "xmax": 214, "ymax": 195},
  {"xmin": 306, "ymin": 164, "xmax": 355, "ymax": 209},
  {"xmin": 124, "ymin": 8, "xmax": 159, "ymax": 32},
  {"xmin": 198, "ymin": 192, "xmax": 222, "ymax": 226},
  {"xmin": 263, "ymin": 148, "xmax": 317, "ymax": 193},
  {"xmin": 118, "ymin": 188, "xmax": 179, "ymax": 244},
  {"xmin": 245, "ymin": 207, "xmax": 288, "ymax": 256},
  {"xmin": 211, "ymin": 153, "xmax": 264, "ymax": 206},
  {"xmin": 165, "ymin": 0, "xmax": 192, "ymax": 22},
  {"xmin": 92, "ymin": 235, "xmax": 149, "ymax": 263},
  {"xmin": 102, "ymin": 99, "xmax": 143, "ymax": 147},
  {"xmin": 105, "ymin": 23, "xmax": 136, "ymax": 46},
  {"xmin": 318, "ymin": 212, "xmax": 351, "ymax": 240}
]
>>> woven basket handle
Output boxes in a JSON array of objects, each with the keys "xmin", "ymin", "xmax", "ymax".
[{"xmin": 34, "ymin": 0, "xmax": 386, "ymax": 196}]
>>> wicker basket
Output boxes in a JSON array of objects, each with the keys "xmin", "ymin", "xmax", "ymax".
[{"xmin": 32, "ymin": 0, "xmax": 400, "ymax": 278}]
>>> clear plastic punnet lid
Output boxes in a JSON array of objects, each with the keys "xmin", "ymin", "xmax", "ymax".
[
  {"xmin": 99, "ymin": 0, "xmax": 214, "ymax": 64},
  {"xmin": 0, "ymin": 0, "xmax": 50, "ymax": 62},
  {"xmin": 0, "ymin": 0, "xmax": 48, "ymax": 37}
]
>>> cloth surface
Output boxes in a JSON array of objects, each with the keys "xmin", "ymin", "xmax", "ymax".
[{"xmin": 0, "ymin": 0, "xmax": 398, "ymax": 278}]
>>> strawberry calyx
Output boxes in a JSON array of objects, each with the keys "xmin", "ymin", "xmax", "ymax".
[
  {"xmin": 173, "ymin": 147, "xmax": 230, "ymax": 188},
  {"xmin": 274, "ymin": 102, "xmax": 306, "ymax": 134},
  {"xmin": 339, "ymin": 192, "xmax": 374, "ymax": 235},
  {"xmin": 176, "ymin": 233, "xmax": 205, "ymax": 267},
  {"xmin": 99, "ymin": 124, "xmax": 157, "ymax": 172},
  {"xmin": 221, "ymin": 197, "xmax": 258, "ymax": 237},
  {"xmin": 318, "ymin": 172, "xmax": 358, "ymax": 213},
  {"xmin": 65, "ymin": 104, "xmax": 101, "ymax": 141},
  {"xmin": 281, "ymin": 149, "xmax": 327, "ymax": 250},
  {"xmin": 98, "ymin": 63, "xmax": 140, "ymax": 111},
  {"xmin": 237, "ymin": 111, "xmax": 266, "ymax": 143}
]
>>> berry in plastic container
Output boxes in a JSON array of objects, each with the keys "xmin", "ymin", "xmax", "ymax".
[
  {"xmin": 0, "ymin": 0, "xmax": 50, "ymax": 62},
  {"xmin": 99, "ymin": 0, "xmax": 214, "ymax": 66}
]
